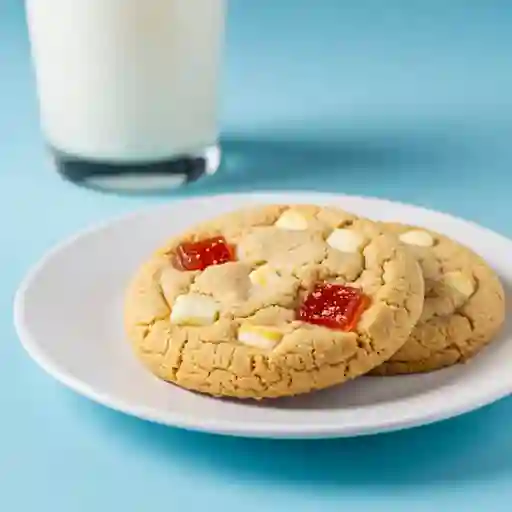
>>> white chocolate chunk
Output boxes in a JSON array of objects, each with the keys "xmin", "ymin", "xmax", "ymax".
[
  {"xmin": 249, "ymin": 264, "xmax": 281, "ymax": 287},
  {"xmin": 399, "ymin": 230, "xmax": 434, "ymax": 247},
  {"xmin": 170, "ymin": 293, "xmax": 219, "ymax": 326},
  {"xmin": 238, "ymin": 324, "xmax": 283, "ymax": 349},
  {"xmin": 326, "ymin": 228, "xmax": 366, "ymax": 253},
  {"xmin": 275, "ymin": 210, "xmax": 308, "ymax": 230},
  {"xmin": 443, "ymin": 271, "xmax": 475, "ymax": 298}
]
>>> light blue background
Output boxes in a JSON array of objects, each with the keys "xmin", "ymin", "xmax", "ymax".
[{"xmin": 2, "ymin": 1, "xmax": 512, "ymax": 510}]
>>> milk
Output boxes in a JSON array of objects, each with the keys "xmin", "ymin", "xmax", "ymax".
[{"xmin": 26, "ymin": 0, "xmax": 225, "ymax": 164}]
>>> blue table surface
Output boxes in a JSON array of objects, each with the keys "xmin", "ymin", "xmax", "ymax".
[{"xmin": 2, "ymin": 1, "xmax": 512, "ymax": 510}]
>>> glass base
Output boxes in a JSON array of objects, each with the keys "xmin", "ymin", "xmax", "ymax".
[{"xmin": 51, "ymin": 144, "xmax": 221, "ymax": 194}]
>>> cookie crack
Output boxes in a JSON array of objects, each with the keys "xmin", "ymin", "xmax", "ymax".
[{"xmin": 172, "ymin": 337, "xmax": 192, "ymax": 380}]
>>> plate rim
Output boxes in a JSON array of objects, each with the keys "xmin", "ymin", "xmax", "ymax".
[{"xmin": 13, "ymin": 191, "xmax": 512, "ymax": 439}]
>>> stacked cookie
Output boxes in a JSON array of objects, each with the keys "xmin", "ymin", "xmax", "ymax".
[{"xmin": 124, "ymin": 205, "xmax": 505, "ymax": 399}]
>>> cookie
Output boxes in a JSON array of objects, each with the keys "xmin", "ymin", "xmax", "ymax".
[
  {"xmin": 124, "ymin": 205, "xmax": 425, "ymax": 399},
  {"xmin": 370, "ymin": 223, "xmax": 505, "ymax": 375}
]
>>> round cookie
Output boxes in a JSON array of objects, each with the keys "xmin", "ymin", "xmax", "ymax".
[
  {"xmin": 371, "ymin": 223, "xmax": 505, "ymax": 375},
  {"xmin": 124, "ymin": 205, "xmax": 425, "ymax": 399}
]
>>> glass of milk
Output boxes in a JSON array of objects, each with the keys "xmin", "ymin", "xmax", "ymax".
[{"xmin": 26, "ymin": 0, "xmax": 225, "ymax": 192}]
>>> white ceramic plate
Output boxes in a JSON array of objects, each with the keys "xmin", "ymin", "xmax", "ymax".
[{"xmin": 14, "ymin": 192, "xmax": 512, "ymax": 438}]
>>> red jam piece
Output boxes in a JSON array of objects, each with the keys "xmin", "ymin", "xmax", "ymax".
[
  {"xmin": 298, "ymin": 283, "xmax": 370, "ymax": 331},
  {"xmin": 174, "ymin": 236, "xmax": 235, "ymax": 271}
]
